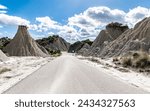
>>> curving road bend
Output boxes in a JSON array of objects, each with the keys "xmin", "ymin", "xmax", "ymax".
[{"xmin": 4, "ymin": 54, "xmax": 147, "ymax": 94}]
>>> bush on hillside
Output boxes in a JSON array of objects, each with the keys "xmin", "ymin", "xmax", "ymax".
[
  {"xmin": 48, "ymin": 49, "xmax": 62, "ymax": 57},
  {"xmin": 121, "ymin": 57, "xmax": 132, "ymax": 67},
  {"xmin": 120, "ymin": 51, "xmax": 150, "ymax": 68},
  {"xmin": 82, "ymin": 39, "xmax": 93, "ymax": 46}
]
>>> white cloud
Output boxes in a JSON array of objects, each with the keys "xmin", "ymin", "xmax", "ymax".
[
  {"xmin": 125, "ymin": 6, "xmax": 150, "ymax": 26},
  {"xmin": 32, "ymin": 16, "xmax": 62, "ymax": 31},
  {"xmin": 0, "ymin": 10, "xmax": 7, "ymax": 14},
  {"xmin": 48, "ymin": 32, "xmax": 55, "ymax": 35},
  {"xmin": 0, "ymin": 4, "xmax": 7, "ymax": 10},
  {"xmin": 0, "ymin": 4, "xmax": 30, "ymax": 26},
  {"xmin": 68, "ymin": 6, "xmax": 126, "ymax": 31},
  {"xmin": 68, "ymin": 14, "xmax": 98, "ymax": 29},
  {"xmin": 85, "ymin": 6, "xmax": 126, "ymax": 23},
  {"xmin": 0, "ymin": 4, "xmax": 7, "ymax": 14},
  {"xmin": 0, "ymin": 14, "xmax": 30, "ymax": 26},
  {"xmin": 36, "ymin": 16, "xmax": 58, "ymax": 26}
]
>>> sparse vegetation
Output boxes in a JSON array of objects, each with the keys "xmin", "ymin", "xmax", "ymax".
[
  {"xmin": 48, "ymin": 50, "xmax": 62, "ymax": 57},
  {"xmin": 106, "ymin": 22, "xmax": 129, "ymax": 31},
  {"xmin": 82, "ymin": 39, "xmax": 93, "ymax": 46},
  {"xmin": 88, "ymin": 57, "xmax": 101, "ymax": 64},
  {"xmin": 114, "ymin": 51, "xmax": 150, "ymax": 72},
  {"xmin": 36, "ymin": 35, "xmax": 59, "ymax": 46},
  {"xmin": 121, "ymin": 57, "xmax": 132, "ymax": 67},
  {"xmin": 113, "ymin": 57, "xmax": 119, "ymax": 62},
  {"xmin": 0, "ymin": 68, "xmax": 11, "ymax": 74}
]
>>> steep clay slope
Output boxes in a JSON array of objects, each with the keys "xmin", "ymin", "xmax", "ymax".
[
  {"xmin": 78, "ymin": 43, "xmax": 91, "ymax": 56},
  {"xmin": 4, "ymin": 25, "xmax": 48, "ymax": 57},
  {"xmin": 100, "ymin": 17, "xmax": 150, "ymax": 57},
  {"xmin": 83, "ymin": 22, "xmax": 128, "ymax": 56}
]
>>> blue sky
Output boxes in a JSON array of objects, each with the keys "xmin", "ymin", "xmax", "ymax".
[{"xmin": 0, "ymin": 0, "xmax": 150, "ymax": 42}]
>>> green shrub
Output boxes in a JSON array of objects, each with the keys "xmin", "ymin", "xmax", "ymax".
[{"xmin": 48, "ymin": 50, "xmax": 62, "ymax": 57}]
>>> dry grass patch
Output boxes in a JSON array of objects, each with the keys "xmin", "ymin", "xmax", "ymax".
[
  {"xmin": 114, "ymin": 51, "xmax": 150, "ymax": 73},
  {"xmin": 88, "ymin": 57, "xmax": 102, "ymax": 64},
  {"xmin": 0, "ymin": 68, "xmax": 11, "ymax": 74}
]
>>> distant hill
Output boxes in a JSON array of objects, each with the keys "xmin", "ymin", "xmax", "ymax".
[
  {"xmin": 36, "ymin": 35, "xmax": 70, "ymax": 53},
  {"xmin": 68, "ymin": 39, "xmax": 93, "ymax": 53}
]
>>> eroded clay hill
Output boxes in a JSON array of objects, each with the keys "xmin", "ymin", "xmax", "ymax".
[
  {"xmin": 82, "ymin": 22, "xmax": 128, "ymax": 57},
  {"xmin": 4, "ymin": 25, "xmax": 48, "ymax": 57},
  {"xmin": 100, "ymin": 17, "xmax": 150, "ymax": 57}
]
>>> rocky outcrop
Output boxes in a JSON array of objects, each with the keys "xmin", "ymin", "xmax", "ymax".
[
  {"xmin": 4, "ymin": 25, "xmax": 48, "ymax": 57},
  {"xmin": 36, "ymin": 35, "xmax": 70, "ymax": 52},
  {"xmin": 100, "ymin": 17, "xmax": 150, "ymax": 57}
]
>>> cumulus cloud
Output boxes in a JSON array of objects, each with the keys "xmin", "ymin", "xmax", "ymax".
[
  {"xmin": 67, "ymin": 6, "xmax": 127, "ymax": 33},
  {"xmin": 0, "ymin": 10, "xmax": 7, "ymax": 14},
  {"xmin": 0, "ymin": 4, "xmax": 30, "ymax": 26},
  {"xmin": 68, "ymin": 14, "xmax": 98, "ymax": 29},
  {"xmin": 57, "ymin": 25, "xmax": 81, "ymax": 42},
  {"xmin": 36, "ymin": 16, "xmax": 58, "ymax": 26},
  {"xmin": 85, "ymin": 6, "xmax": 126, "ymax": 23},
  {"xmin": 125, "ymin": 6, "xmax": 150, "ymax": 26},
  {"xmin": 67, "ymin": 6, "xmax": 150, "ymax": 31},
  {"xmin": 0, "ymin": 4, "xmax": 7, "ymax": 14},
  {"xmin": 30, "ymin": 16, "xmax": 62, "ymax": 32},
  {"xmin": 0, "ymin": 4, "xmax": 7, "ymax": 10},
  {"xmin": 0, "ymin": 14, "xmax": 30, "ymax": 26}
]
